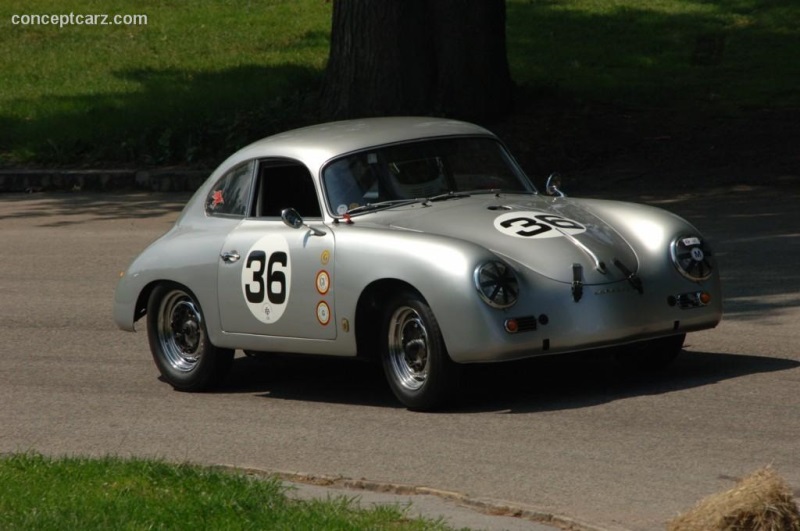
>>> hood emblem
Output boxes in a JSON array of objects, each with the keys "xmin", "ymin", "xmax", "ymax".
[{"xmin": 594, "ymin": 286, "xmax": 637, "ymax": 296}]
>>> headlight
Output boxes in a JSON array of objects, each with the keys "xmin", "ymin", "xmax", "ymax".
[
  {"xmin": 474, "ymin": 261, "xmax": 519, "ymax": 308},
  {"xmin": 670, "ymin": 235, "xmax": 713, "ymax": 281}
]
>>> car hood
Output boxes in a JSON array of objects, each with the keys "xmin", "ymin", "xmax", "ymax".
[{"xmin": 361, "ymin": 194, "xmax": 640, "ymax": 285}]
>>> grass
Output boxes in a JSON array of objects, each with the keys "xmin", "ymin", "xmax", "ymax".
[
  {"xmin": 1, "ymin": 0, "xmax": 797, "ymax": 165},
  {"xmin": 0, "ymin": 453, "xmax": 452, "ymax": 530},
  {"xmin": 507, "ymin": 0, "xmax": 800, "ymax": 110},
  {"xmin": 0, "ymin": 0, "xmax": 331, "ymax": 164}
]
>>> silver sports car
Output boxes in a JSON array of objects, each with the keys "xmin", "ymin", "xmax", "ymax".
[{"xmin": 114, "ymin": 117, "xmax": 722, "ymax": 410}]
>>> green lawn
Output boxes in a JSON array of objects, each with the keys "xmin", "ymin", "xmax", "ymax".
[
  {"xmin": 507, "ymin": 0, "xmax": 800, "ymax": 110},
  {"xmin": 1, "ymin": 0, "xmax": 797, "ymax": 165},
  {"xmin": 0, "ymin": 453, "xmax": 451, "ymax": 530},
  {"xmin": 0, "ymin": 0, "xmax": 331, "ymax": 164}
]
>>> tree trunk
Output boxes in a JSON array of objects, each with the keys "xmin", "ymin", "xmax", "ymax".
[
  {"xmin": 430, "ymin": 0, "xmax": 513, "ymax": 119},
  {"xmin": 321, "ymin": 0, "xmax": 435, "ymax": 119},
  {"xmin": 321, "ymin": 0, "xmax": 513, "ymax": 121}
]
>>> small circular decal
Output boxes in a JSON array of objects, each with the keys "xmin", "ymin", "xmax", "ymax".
[
  {"xmin": 316, "ymin": 270, "xmax": 330, "ymax": 295},
  {"xmin": 494, "ymin": 211, "xmax": 586, "ymax": 239},
  {"xmin": 320, "ymin": 250, "xmax": 331, "ymax": 266},
  {"xmin": 316, "ymin": 301, "xmax": 331, "ymax": 326},
  {"xmin": 690, "ymin": 247, "xmax": 705, "ymax": 261},
  {"xmin": 337, "ymin": 204, "xmax": 348, "ymax": 215},
  {"xmin": 241, "ymin": 235, "xmax": 291, "ymax": 324}
]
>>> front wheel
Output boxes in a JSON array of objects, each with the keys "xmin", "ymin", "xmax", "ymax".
[
  {"xmin": 380, "ymin": 291, "xmax": 459, "ymax": 410},
  {"xmin": 147, "ymin": 284, "xmax": 234, "ymax": 391}
]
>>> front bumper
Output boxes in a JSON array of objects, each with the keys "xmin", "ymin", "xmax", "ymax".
[{"xmin": 439, "ymin": 275, "xmax": 722, "ymax": 363}]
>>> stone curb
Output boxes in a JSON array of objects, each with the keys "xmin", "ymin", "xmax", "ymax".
[
  {"xmin": 217, "ymin": 465, "xmax": 608, "ymax": 531},
  {"xmin": 0, "ymin": 168, "xmax": 209, "ymax": 193}
]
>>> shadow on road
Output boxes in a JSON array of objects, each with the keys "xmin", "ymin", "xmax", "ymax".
[
  {"xmin": 456, "ymin": 348, "xmax": 799, "ymax": 414},
  {"xmin": 0, "ymin": 193, "xmax": 190, "ymax": 227},
  {"xmin": 215, "ymin": 348, "xmax": 798, "ymax": 413},
  {"xmin": 219, "ymin": 354, "xmax": 400, "ymax": 408}
]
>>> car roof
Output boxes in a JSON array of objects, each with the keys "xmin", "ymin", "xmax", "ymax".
[{"xmin": 220, "ymin": 117, "xmax": 496, "ymax": 173}]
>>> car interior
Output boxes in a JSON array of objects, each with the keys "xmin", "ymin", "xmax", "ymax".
[{"xmin": 253, "ymin": 161, "xmax": 322, "ymax": 219}]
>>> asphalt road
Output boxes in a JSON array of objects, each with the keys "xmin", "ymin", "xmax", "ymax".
[{"xmin": 1, "ymin": 183, "xmax": 798, "ymax": 531}]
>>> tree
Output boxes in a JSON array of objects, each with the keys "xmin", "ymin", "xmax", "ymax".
[{"xmin": 321, "ymin": 0, "xmax": 513, "ymax": 122}]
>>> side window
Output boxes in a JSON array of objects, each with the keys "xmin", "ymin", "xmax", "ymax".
[
  {"xmin": 254, "ymin": 161, "xmax": 322, "ymax": 218},
  {"xmin": 205, "ymin": 161, "xmax": 255, "ymax": 217}
]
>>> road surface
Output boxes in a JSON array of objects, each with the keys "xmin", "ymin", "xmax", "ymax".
[{"xmin": 1, "ymin": 183, "xmax": 798, "ymax": 530}]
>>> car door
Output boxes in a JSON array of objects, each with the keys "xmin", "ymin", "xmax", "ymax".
[{"xmin": 217, "ymin": 159, "xmax": 336, "ymax": 340}]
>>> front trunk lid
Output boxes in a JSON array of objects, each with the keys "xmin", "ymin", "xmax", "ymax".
[{"xmin": 382, "ymin": 194, "xmax": 639, "ymax": 285}]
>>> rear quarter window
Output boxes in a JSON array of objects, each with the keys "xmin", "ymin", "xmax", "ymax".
[{"xmin": 205, "ymin": 161, "xmax": 255, "ymax": 217}]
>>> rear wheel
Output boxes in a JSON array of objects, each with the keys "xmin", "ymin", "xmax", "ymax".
[
  {"xmin": 616, "ymin": 333, "xmax": 685, "ymax": 371},
  {"xmin": 380, "ymin": 291, "xmax": 458, "ymax": 410},
  {"xmin": 147, "ymin": 284, "xmax": 234, "ymax": 391}
]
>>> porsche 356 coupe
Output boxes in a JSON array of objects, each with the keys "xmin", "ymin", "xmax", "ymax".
[{"xmin": 114, "ymin": 117, "xmax": 722, "ymax": 409}]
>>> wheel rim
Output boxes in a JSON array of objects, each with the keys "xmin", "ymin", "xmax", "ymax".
[
  {"xmin": 157, "ymin": 290, "xmax": 204, "ymax": 373},
  {"xmin": 387, "ymin": 306, "xmax": 430, "ymax": 391}
]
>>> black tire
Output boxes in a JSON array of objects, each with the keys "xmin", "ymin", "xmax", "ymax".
[
  {"xmin": 615, "ymin": 333, "xmax": 685, "ymax": 371},
  {"xmin": 146, "ymin": 284, "xmax": 234, "ymax": 391},
  {"xmin": 380, "ymin": 290, "xmax": 459, "ymax": 410}
]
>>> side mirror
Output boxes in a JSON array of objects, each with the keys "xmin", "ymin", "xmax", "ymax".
[
  {"xmin": 281, "ymin": 208, "xmax": 326, "ymax": 236},
  {"xmin": 545, "ymin": 173, "xmax": 566, "ymax": 198},
  {"xmin": 281, "ymin": 207, "xmax": 304, "ymax": 229}
]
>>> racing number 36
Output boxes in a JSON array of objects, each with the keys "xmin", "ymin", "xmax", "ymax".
[
  {"xmin": 499, "ymin": 214, "xmax": 584, "ymax": 238},
  {"xmin": 245, "ymin": 251, "xmax": 287, "ymax": 304}
]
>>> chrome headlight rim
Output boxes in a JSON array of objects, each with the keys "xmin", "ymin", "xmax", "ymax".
[
  {"xmin": 670, "ymin": 235, "xmax": 713, "ymax": 282},
  {"xmin": 474, "ymin": 260, "xmax": 519, "ymax": 309}
]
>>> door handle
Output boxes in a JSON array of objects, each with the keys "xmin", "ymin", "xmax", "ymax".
[{"xmin": 220, "ymin": 250, "xmax": 240, "ymax": 263}]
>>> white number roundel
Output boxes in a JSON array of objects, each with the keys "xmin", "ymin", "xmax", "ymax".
[
  {"xmin": 241, "ymin": 235, "xmax": 291, "ymax": 323},
  {"xmin": 493, "ymin": 211, "xmax": 586, "ymax": 239}
]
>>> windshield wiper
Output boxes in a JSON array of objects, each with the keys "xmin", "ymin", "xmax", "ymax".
[
  {"xmin": 426, "ymin": 189, "xmax": 535, "ymax": 203},
  {"xmin": 345, "ymin": 199, "xmax": 424, "ymax": 216},
  {"xmin": 424, "ymin": 191, "xmax": 473, "ymax": 203},
  {"xmin": 425, "ymin": 189, "xmax": 504, "ymax": 203},
  {"xmin": 344, "ymin": 188, "xmax": 535, "ymax": 216}
]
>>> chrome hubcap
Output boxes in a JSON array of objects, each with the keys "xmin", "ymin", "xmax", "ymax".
[
  {"xmin": 387, "ymin": 307, "xmax": 429, "ymax": 391},
  {"xmin": 157, "ymin": 290, "xmax": 204, "ymax": 372}
]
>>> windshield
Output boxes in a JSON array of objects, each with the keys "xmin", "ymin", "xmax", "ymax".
[{"xmin": 322, "ymin": 137, "xmax": 535, "ymax": 216}]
